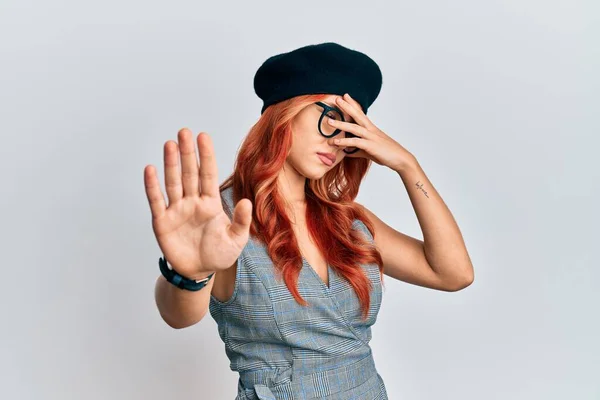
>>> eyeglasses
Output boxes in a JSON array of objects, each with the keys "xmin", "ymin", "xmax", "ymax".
[{"xmin": 315, "ymin": 101, "xmax": 360, "ymax": 154}]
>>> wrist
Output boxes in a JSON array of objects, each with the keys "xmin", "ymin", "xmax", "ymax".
[
  {"xmin": 393, "ymin": 154, "xmax": 419, "ymax": 175},
  {"xmin": 165, "ymin": 259, "xmax": 215, "ymax": 282},
  {"xmin": 187, "ymin": 269, "xmax": 217, "ymax": 282},
  {"xmin": 159, "ymin": 256, "xmax": 216, "ymax": 291}
]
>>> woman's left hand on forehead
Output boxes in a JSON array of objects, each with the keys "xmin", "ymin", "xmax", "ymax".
[{"xmin": 328, "ymin": 93, "xmax": 416, "ymax": 172}]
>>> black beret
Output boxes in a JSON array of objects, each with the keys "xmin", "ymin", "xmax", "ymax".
[{"xmin": 254, "ymin": 42, "xmax": 383, "ymax": 115}]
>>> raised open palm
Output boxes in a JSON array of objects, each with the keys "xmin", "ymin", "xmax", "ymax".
[{"xmin": 143, "ymin": 128, "xmax": 252, "ymax": 280}]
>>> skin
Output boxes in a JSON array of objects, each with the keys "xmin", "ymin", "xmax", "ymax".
[
  {"xmin": 276, "ymin": 92, "xmax": 474, "ymax": 292},
  {"xmin": 278, "ymin": 94, "xmax": 356, "ymax": 215},
  {"xmin": 212, "ymin": 95, "xmax": 356, "ymax": 303},
  {"xmin": 151, "ymin": 90, "xmax": 473, "ymax": 329}
]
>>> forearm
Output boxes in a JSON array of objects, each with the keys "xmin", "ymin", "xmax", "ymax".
[
  {"xmin": 395, "ymin": 159, "xmax": 474, "ymax": 287},
  {"xmin": 154, "ymin": 274, "xmax": 215, "ymax": 329}
]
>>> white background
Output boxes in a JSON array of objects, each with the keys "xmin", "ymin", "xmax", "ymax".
[{"xmin": 1, "ymin": 0, "xmax": 598, "ymax": 398}]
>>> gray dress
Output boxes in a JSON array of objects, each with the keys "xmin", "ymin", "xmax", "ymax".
[{"xmin": 209, "ymin": 186, "xmax": 388, "ymax": 399}]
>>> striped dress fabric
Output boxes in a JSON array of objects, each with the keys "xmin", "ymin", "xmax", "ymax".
[{"xmin": 209, "ymin": 186, "xmax": 388, "ymax": 399}]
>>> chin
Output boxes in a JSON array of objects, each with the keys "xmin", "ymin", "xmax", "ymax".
[
  {"xmin": 300, "ymin": 166, "xmax": 328, "ymax": 180},
  {"xmin": 287, "ymin": 156, "xmax": 331, "ymax": 180}
]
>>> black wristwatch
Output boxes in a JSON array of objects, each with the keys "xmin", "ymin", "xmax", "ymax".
[{"xmin": 158, "ymin": 256, "xmax": 215, "ymax": 291}]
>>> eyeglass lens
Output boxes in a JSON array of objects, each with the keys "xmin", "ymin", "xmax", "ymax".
[{"xmin": 317, "ymin": 104, "xmax": 359, "ymax": 154}]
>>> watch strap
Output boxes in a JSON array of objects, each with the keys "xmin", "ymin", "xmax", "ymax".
[{"xmin": 158, "ymin": 256, "xmax": 215, "ymax": 291}]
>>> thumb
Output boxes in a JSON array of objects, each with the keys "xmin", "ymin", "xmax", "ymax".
[{"xmin": 228, "ymin": 198, "xmax": 253, "ymax": 238}]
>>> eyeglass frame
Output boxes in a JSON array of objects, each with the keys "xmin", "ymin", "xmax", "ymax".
[{"xmin": 315, "ymin": 101, "xmax": 360, "ymax": 154}]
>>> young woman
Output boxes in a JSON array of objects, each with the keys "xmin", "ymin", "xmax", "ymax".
[{"xmin": 146, "ymin": 42, "xmax": 474, "ymax": 399}]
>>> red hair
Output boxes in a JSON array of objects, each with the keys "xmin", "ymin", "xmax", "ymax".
[{"xmin": 219, "ymin": 94, "xmax": 385, "ymax": 321}]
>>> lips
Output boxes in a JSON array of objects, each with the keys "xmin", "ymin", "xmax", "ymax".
[
  {"xmin": 317, "ymin": 152, "xmax": 336, "ymax": 163},
  {"xmin": 318, "ymin": 154, "xmax": 333, "ymax": 166}
]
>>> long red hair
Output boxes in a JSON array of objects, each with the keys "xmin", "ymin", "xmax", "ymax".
[{"xmin": 219, "ymin": 94, "xmax": 385, "ymax": 321}]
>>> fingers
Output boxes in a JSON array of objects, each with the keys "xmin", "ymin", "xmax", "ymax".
[
  {"xmin": 164, "ymin": 140, "xmax": 183, "ymax": 205},
  {"xmin": 163, "ymin": 128, "xmax": 219, "ymax": 206},
  {"xmin": 144, "ymin": 165, "xmax": 166, "ymax": 219},
  {"xmin": 228, "ymin": 198, "xmax": 253, "ymax": 239},
  {"xmin": 327, "ymin": 119, "xmax": 367, "ymax": 138},
  {"xmin": 178, "ymin": 128, "xmax": 199, "ymax": 197},
  {"xmin": 197, "ymin": 133, "xmax": 219, "ymax": 198},
  {"xmin": 337, "ymin": 94, "xmax": 372, "ymax": 129}
]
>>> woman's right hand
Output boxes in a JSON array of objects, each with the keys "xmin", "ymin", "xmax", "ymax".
[{"xmin": 143, "ymin": 128, "xmax": 253, "ymax": 280}]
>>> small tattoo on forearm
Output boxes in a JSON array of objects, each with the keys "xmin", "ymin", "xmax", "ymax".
[{"xmin": 415, "ymin": 180, "xmax": 429, "ymax": 198}]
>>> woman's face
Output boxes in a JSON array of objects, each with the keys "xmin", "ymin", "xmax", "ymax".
[{"xmin": 286, "ymin": 94, "xmax": 355, "ymax": 180}]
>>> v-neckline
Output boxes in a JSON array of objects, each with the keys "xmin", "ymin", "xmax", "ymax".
[{"xmin": 302, "ymin": 256, "xmax": 333, "ymax": 290}]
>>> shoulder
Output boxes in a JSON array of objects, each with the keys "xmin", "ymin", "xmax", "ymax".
[
  {"xmin": 219, "ymin": 186, "xmax": 235, "ymax": 217},
  {"xmin": 352, "ymin": 202, "xmax": 377, "ymax": 243}
]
